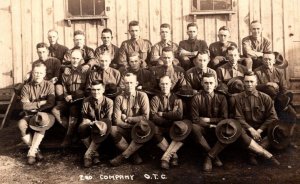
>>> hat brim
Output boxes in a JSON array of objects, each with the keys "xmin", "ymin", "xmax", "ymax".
[
  {"xmin": 175, "ymin": 91, "xmax": 198, "ymax": 98},
  {"xmin": 169, "ymin": 120, "xmax": 192, "ymax": 141},
  {"xmin": 104, "ymin": 87, "xmax": 122, "ymax": 98},
  {"xmin": 91, "ymin": 119, "xmax": 112, "ymax": 144},
  {"xmin": 29, "ymin": 113, "xmax": 55, "ymax": 132},
  {"xmin": 274, "ymin": 52, "xmax": 288, "ymax": 69},
  {"xmin": 140, "ymin": 89, "xmax": 160, "ymax": 96},
  {"xmin": 131, "ymin": 120, "xmax": 155, "ymax": 144},
  {"xmin": 215, "ymin": 119, "xmax": 242, "ymax": 144},
  {"xmin": 268, "ymin": 120, "xmax": 291, "ymax": 150}
]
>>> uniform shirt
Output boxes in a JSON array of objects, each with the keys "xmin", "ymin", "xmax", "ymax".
[
  {"xmin": 86, "ymin": 67, "xmax": 121, "ymax": 89},
  {"xmin": 64, "ymin": 45, "xmax": 96, "ymax": 66},
  {"xmin": 254, "ymin": 66, "xmax": 288, "ymax": 94},
  {"xmin": 118, "ymin": 38, "xmax": 152, "ymax": 67},
  {"xmin": 119, "ymin": 68, "xmax": 153, "ymax": 89},
  {"xmin": 191, "ymin": 90, "xmax": 228, "ymax": 124},
  {"xmin": 32, "ymin": 57, "xmax": 61, "ymax": 80},
  {"xmin": 48, "ymin": 43, "xmax": 69, "ymax": 63},
  {"xmin": 20, "ymin": 80, "xmax": 55, "ymax": 112},
  {"xmin": 186, "ymin": 67, "xmax": 217, "ymax": 90},
  {"xmin": 95, "ymin": 44, "xmax": 119, "ymax": 68},
  {"xmin": 82, "ymin": 96, "xmax": 113, "ymax": 121},
  {"xmin": 62, "ymin": 66, "xmax": 89, "ymax": 97},
  {"xmin": 234, "ymin": 90, "xmax": 278, "ymax": 131},
  {"xmin": 209, "ymin": 41, "xmax": 237, "ymax": 59},
  {"xmin": 178, "ymin": 39, "xmax": 208, "ymax": 56},
  {"xmin": 242, "ymin": 36, "xmax": 272, "ymax": 58},
  {"xmin": 150, "ymin": 41, "xmax": 179, "ymax": 64},
  {"xmin": 150, "ymin": 65, "xmax": 186, "ymax": 92},
  {"xmin": 113, "ymin": 91, "xmax": 150, "ymax": 126},
  {"xmin": 150, "ymin": 93, "xmax": 183, "ymax": 127},
  {"xmin": 217, "ymin": 63, "xmax": 247, "ymax": 84}
]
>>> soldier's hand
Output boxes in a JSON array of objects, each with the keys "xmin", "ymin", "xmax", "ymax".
[
  {"xmin": 215, "ymin": 56, "xmax": 225, "ymax": 61},
  {"xmin": 38, "ymin": 100, "xmax": 47, "ymax": 106},
  {"xmin": 120, "ymin": 122, "xmax": 132, "ymax": 129},
  {"xmin": 82, "ymin": 64, "xmax": 90, "ymax": 72},
  {"xmin": 121, "ymin": 114, "xmax": 127, "ymax": 121},
  {"xmin": 267, "ymin": 82, "xmax": 279, "ymax": 90},
  {"xmin": 157, "ymin": 112, "xmax": 163, "ymax": 117},
  {"xmin": 249, "ymin": 127, "xmax": 262, "ymax": 141},
  {"xmin": 50, "ymin": 77, "xmax": 58, "ymax": 84},
  {"xmin": 136, "ymin": 85, "xmax": 143, "ymax": 90},
  {"xmin": 64, "ymin": 68, "xmax": 71, "ymax": 75},
  {"xmin": 65, "ymin": 95, "xmax": 73, "ymax": 102}
]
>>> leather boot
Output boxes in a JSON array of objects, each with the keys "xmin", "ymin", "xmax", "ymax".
[
  {"xmin": 171, "ymin": 153, "xmax": 179, "ymax": 166},
  {"xmin": 36, "ymin": 149, "xmax": 44, "ymax": 161},
  {"xmin": 61, "ymin": 117, "xmax": 78, "ymax": 148},
  {"xmin": 84, "ymin": 140, "xmax": 99, "ymax": 168},
  {"xmin": 115, "ymin": 137, "xmax": 129, "ymax": 151},
  {"xmin": 27, "ymin": 132, "xmax": 44, "ymax": 165},
  {"xmin": 208, "ymin": 141, "xmax": 226, "ymax": 167},
  {"xmin": 161, "ymin": 141, "xmax": 183, "ymax": 169},
  {"xmin": 110, "ymin": 154, "xmax": 127, "ymax": 167},
  {"xmin": 197, "ymin": 136, "xmax": 211, "ymax": 152}
]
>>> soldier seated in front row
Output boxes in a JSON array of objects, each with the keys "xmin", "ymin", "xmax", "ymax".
[
  {"xmin": 18, "ymin": 61, "xmax": 55, "ymax": 165},
  {"xmin": 78, "ymin": 80, "xmax": 114, "ymax": 167},
  {"xmin": 109, "ymin": 73, "xmax": 150, "ymax": 166}
]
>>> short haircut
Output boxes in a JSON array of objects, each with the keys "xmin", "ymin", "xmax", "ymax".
[
  {"xmin": 226, "ymin": 45, "xmax": 238, "ymax": 53},
  {"xmin": 202, "ymin": 73, "xmax": 216, "ymax": 79},
  {"xmin": 71, "ymin": 49, "xmax": 83, "ymax": 56},
  {"xmin": 129, "ymin": 20, "xmax": 139, "ymax": 27},
  {"xmin": 102, "ymin": 28, "xmax": 113, "ymax": 35},
  {"xmin": 244, "ymin": 71, "xmax": 257, "ymax": 80},
  {"xmin": 187, "ymin": 23, "xmax": 198, "ymax": 30},
  {"xmin": 98, "ymin": 53, "xmax": 111, "ymax": 60},
  {"xmin": 32, "ymin": 61, "xmax": 47, "ymax": 70},
  {"xmin": 196, "ymin": 50, "xmax": 210, "ymax": 58},
  {"xmin": 48, "ymin": 29, "xmax": 58, "ymax": 35},
  {"xmin": 36, "ymin": 42, "xmax": 49, "ymax": 49},
  {"xmin": 219, "ymin": 26, "xmax": 230, "ymax": 32},
  {"xmin": 160, "ymin": 23, "xmax": 171, "ymax": 29},
  {"xmin": 128, "ymin": 52, "xmax": 140, "ymax": 58},
  {"xmin": 160, "ymin": 75, "xmax": 171, "ymax": 83},
  {"xmin": 250, "ymin": 20, "xmax": 260, "ymax": 25},
  {"xmin": 91, "ymin": 80, "xmax": 105, "ymax": 87},
  {"xmin": 162, "ymin": 47, "xmax": 174, "ymax": 53},
  {"xmin": 74, "ymin": 30, "xmax": 85, "ymax": 36},
  {"xmin": 124, "ymin": 72, "xmax": 137, "ymax": 81}
]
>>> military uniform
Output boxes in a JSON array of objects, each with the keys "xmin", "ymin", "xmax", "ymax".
[
  {"xmin": 217, "ymin": 63, "xmax": 247, "ymax": 84},
  {"xmin": 95, "ymin": 44, "xmax": 119, "ymax": 69},
  {"xmin": 49, "ymin": 43, "xmax": 69, "ymax": 63},
  {"xmin": 186, "ymin": 67, "xmax": 217, "ymax": 91},
  {"xmin": 86, "ymin": 67, "xmax": 121, "ymax": 89},
  {"xmin": 150, "ymin": 41, "xmax": 179, "ymax": 66}
]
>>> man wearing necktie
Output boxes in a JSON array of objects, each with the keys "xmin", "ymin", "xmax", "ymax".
[
  {"xmin": 186, "ymin": 50, "xmax": 217, "ymax": 91},
  {"xmin": 217, "ymin": 46, "xmax": 248, "ymax": 84},
  {"xmin": 110, "ymin": 73, "xmax": 150, "ymax": 166},
  {"xmin": 47, "ymin": 29, "xmax": 69, "ymax": 63},
  {"xmin": 78, "ymin": 80, "xmax": 113, "ymax": 167},
  {"xmin": 242, "ymin": 21, "xmax": 272, "ymax": 70},
  {"xmin": 234, "ymin": 72, "xmax": 279, "ymax": 165},
  {"xmin": 178, "ymin": 23, "xmax": 208, "ymax": 70},
  {"xmin": 150, "ymin": 23, "xmax": 179, "ymax": 66},
  {"xmin": 118, "ymin": 20, "xmax": 152, "ymax": 69}
]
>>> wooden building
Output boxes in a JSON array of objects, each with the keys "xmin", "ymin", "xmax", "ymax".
[{"xmin": 0, "ymin": 0, "xmax": 299, "ymax": 90}]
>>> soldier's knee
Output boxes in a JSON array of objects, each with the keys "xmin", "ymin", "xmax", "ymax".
[{"xmin": 18, "ymin": 119, "xmax": 29, "ymax": 136}]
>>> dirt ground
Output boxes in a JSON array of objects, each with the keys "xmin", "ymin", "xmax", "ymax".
[{"xmin": 0, "ymin": 117, "xmax": 300, "ymax": 184}]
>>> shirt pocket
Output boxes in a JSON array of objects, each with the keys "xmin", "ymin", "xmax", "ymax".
[{"xmin": 243, "ymin": 106, "xmax": 252, "ymax": 121}]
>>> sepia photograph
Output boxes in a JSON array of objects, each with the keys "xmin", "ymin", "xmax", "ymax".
[{"xmin": 0, "ymin": 0, "xmax": 299, "ymax": 183}]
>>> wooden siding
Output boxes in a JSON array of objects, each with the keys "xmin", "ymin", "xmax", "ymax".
[{"xmin": 0, "ymin": 0, "xmax": 299, "ymax": 88}]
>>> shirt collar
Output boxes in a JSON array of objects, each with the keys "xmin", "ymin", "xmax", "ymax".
[
  {"xmin": 31, "ymin": 80, "xmax": 45, "ymax": 87},
  {"xmin": 244, "ymin": 90, "xmax": 259, "ymax": 97},
  {"xmin": 125, "ymin": 91, "xmax": 137, "ymax": 98},
  {"xmin": 50, "ymin": 43, "xmax": 59, "ymax": 50},
  {"xmin": 196, "ymin": 67, "xmax": 207, "ymax": 74},
  {"xmin": 160, "ymin": 40, "xmax": 172, "ymax": 47}
]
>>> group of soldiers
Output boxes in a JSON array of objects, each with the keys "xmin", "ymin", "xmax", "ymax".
[{"xmin": 17, "ymin": 20, "xmax": 297, "ymax": 172}]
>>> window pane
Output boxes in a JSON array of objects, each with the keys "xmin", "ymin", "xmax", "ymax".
[
  {"xmin": 95, "ymin": 0, "xmax": 105, "ymax": 15},
  {"xmin": 214, "ymin": 0, "xmax": 232, "ymax": 10},
  {"xmin": 82, "ymin": 0, "xmax": 94, "ymax": 15},
  {"xmin": 200, "ymin": 0, "xmax": 213, "ymax": 10},
  {"xmin": 68, "ymin": 0, "xmax": 80, "ymax": 16}
]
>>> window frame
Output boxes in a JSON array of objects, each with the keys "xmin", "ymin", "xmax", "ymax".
[{"xmin": 190, "ymin": 0, "xmax": 236, "ymax": 15}]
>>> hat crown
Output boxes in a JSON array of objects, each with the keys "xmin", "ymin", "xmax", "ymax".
[
  {"xmin": 135, "ymin": 121, "xmax": 151, "ymax": 137},
  {"xmin": 220, "ymin": 123, "xmax": 237, "ymax": 138},
  {"xmin": 94, "ymin": 121, "xmax": 108, "ymax": 136},
  {"xmin": 34, "ymin": 113, "xmax": 49, "ymax": 127},
  {"xmin": 173, "ymin": 121, "xmax": 188, "ymax": 136}
]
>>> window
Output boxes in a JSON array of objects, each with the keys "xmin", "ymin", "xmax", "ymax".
[
  {"xmin": 66, "ymin": 0, "xmax": 105, "ymax": 17},
  {"xmin": 191, "ymin": 0, "xmax": 235, "ymax": 14}
]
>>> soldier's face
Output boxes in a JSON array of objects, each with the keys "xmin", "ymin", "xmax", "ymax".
[
  {"xmin": 161, "ymin": 51, "xmax": 174, "ymax": 66},
  {"xmin": 218, "ymin": 30, "xmax": 230, "ymax": 43},
  {"xmin": 251, "ymin": 23, "xmax": 262, "ymax": 38},
  {"xmin": 48, "ymin": 31, "xmax": 58, "ymax": 45},
  {"xmin": 187, "ymin": 26, "xmax": 198, "ymax": 39},
  {"xmin": 32, "ymin": 65, "xmax": 46, "ymax": 83},
  {"xmin": 193, "ymin": 54, "xmax": 209, "ymax": 69},
  {"xmin": 202, "ymin": 77, "xmax": 216, "ymax": 93},
  {"xmin": 71, "ymin": 51, "xmax": 82, "ymax": 67},
  {"xmin": 124, "ymin": 76, "xmax": 138, "ymax": 94},
  {"xmin": 101, "ymin": 32, "xmax": 112, "ymax": 45},
  {"xmin": 129, "ymin": 25, "xmax": 140, "ymax": 39},
  {"xmin": 227, "ymin": 49, "xmax": 240, "ymax": 66},
  {"xmin": 91, "ymin": 84, "xmax": 105, "ymax": 99},
  {"xmin": 159, "ymin": 77, "xmax": 172, "ymax": 94},
  {"xmin": 160, "ymin": 27, "xmax": 171, "ymax": 41},
  {"xmin": 263, "ymin": 54, "xmax": 276, "ymax": 69},
  {"xmin": 128, "ymin": 56, "xmax": 141, "ymax": 70},
  {"xmin": 99, "ymin": 55, "xmax": 111, "ymax": 70},
  {"xmin": 37, "ymin": 47, "xmax": 49, "ymax": 61},
  {"xmin": 244, "ymin": 75, "xmax": 257, "ymax": 92},
  {"xmin": 74, "ymin": 34, "xmax": 85, "ymax": 48}
]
